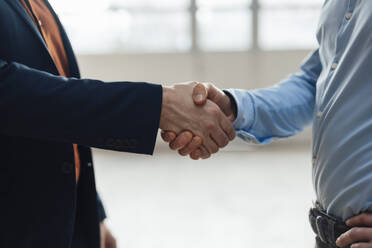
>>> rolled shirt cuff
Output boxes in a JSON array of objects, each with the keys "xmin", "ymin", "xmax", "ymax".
[
  {"xmin": 224, "ymin": 89, "xmax": 269, "ymax": 144},
  {"xmin": 224, "ymin": 89, "xmax": 255, "ymax": 131}
]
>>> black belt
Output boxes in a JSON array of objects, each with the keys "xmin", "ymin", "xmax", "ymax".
[{"xmin": 309, "ymin": 205, "xmax": 350, "ymax": 248}]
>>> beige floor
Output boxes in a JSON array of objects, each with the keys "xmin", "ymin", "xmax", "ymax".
[{"xmin": 93, "ymin": 138, "xmax": 316, "ymax": 248}]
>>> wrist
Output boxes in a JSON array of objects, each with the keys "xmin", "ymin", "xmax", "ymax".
[
  {"xmin": 160, "ymin": 86, "xmax": 174, "ymax": 130},
  {"xmin": 223, "ymin": 91, "xmax": 237, "ymax": 121}
]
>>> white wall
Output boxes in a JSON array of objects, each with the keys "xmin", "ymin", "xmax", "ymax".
[{"xmin": 77, "ymin": 50, "xmax": 313, "ymax": 146}]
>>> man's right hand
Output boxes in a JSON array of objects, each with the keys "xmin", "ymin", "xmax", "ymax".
[
  {"xmin": 159, "ymin": 82, "xmax": 235, "ymax": 155},
  {"xmin": 161, "ymin": 83, "xmax": 237, "ymax": 159}
]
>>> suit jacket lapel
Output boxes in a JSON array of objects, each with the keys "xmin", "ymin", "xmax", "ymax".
[
  {"xmin": 43, "ymin": 0, "xmax": 81, "ymax": 78},
  {"xmin": 5, "ymin": 0, "xmax": 80, "ymax": 78},
  {"xmin": 5, "ymin": 0, "xmax": 50, "ymax": 53}
]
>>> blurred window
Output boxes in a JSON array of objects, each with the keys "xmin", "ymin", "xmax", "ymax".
[
  {"xmin": 48, "ymin": 0, "xmax": 323, "ymax": 54},
  {"xmin": 49, "ymin": 0, "xmax": 191, "ymax": 54},
  {"xmin": 196, "ymin": 0, "xmax": 251, "ymax": 51},
  {"xmin": 259, "ymin": 0, "xmax": 323, "ymax": 50}
]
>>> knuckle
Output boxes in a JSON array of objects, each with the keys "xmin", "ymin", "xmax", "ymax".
[
  {"xmin": 190, "ymin": 153, "xmax": 199, "ymax": 160},
  {"xmin": 180, "ymin": 136, "xmax": 190, "ymax": 145},
  {"xmin": 169, "ymin": 142, "xmax": 177, "ymax": 150},
  {"xmin": 350, "ymin": 228, "xmax": 361, "ymax": 238},
  {"xmin": 205, "ymin": 121, "xmax": 216, "ymax": 130},
  {"xmin": 211, "ymin": 107, "xmax": 220, "ymax": 117},
  {"xmin": 175, "ymin": 140, "xmax": 182, "ymax": 148},
  {"xmin": 192, "ymin": 136, "xmax": 203, "ymax": 146},
  {"xmin": 183, "ymin": 130, "xmax": 193, "ymax": 138},
  {"xmin": 360, "ymin": 213, "xmax": 370, "ymax": 223},
  {"xmin": 221, "ymin": 139, "xmax": 229, "ymax": 148},
  {"xmin": 161, "ymin": 133, "xmax": 168, "ymax": 141},
  {"xmin": 358, "ymin": 215, "xmax": 366, "ymax": 224},
  {"xmin": 178, "ymin": 150, "xmax": 188, "ymax": 156}
]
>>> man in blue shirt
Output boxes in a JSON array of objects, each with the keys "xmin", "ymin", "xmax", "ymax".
[{"xmin": 163, "ymin": 1, "xmax": 372, "ymax": 247}]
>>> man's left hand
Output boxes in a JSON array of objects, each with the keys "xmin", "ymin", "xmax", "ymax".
[
  {"xmin": 336, "ymin": 213, "xmax": 372, "ymax": 248},
  {"xmin": 100, "ymin": 222, "xmax": 117, "ymax": 248}
]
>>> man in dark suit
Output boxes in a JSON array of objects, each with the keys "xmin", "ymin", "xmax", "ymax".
[{"xmin": 0, "ymin": 0, "xmax": 235, "ymax": 247}]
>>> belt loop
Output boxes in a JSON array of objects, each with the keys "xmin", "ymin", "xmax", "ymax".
[{"xmin": 316, "ymin": 216, "xmax": 328, "ymax": 244}]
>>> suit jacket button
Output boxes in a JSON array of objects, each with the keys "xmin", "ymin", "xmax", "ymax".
[{"xmin": 62, "ymin": 162, "xmax": 74, "ymax": 174}]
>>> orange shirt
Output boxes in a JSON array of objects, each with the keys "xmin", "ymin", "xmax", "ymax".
[{"xmin": 20, "ymin": 0, "xmax": 81, "ymax": 182}]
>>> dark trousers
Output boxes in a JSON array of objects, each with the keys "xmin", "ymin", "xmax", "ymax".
[{"xmin": 309, "ymin": 206, "xmax": 350, "ymax": 248}]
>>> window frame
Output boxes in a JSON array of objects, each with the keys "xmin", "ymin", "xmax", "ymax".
[{"xmin": 53, "ymin": 0, "xmax": 322, "ymax": 54}]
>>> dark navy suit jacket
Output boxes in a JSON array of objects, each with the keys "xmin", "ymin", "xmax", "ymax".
[{"xmin": 0, "ymin": 0, "xmax": 162, "ymax": 247}]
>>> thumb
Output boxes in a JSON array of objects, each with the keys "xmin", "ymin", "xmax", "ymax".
[{"xmin": 192, "ymin": 83, "xmax": 208, "ymax": 105}]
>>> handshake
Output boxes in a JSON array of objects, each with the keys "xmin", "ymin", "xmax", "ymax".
[{"xmin": 159, "ymin": 82, "xmax": 237, "ymax": 160}]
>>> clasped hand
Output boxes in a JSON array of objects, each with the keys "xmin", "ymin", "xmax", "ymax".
[{"xmin": 159, "ymin": 82, "xmax": 236, "ymax": 160}]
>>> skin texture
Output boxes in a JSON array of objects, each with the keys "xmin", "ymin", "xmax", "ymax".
[
  {"xmin": 162, "ymin": 83, "xmax": 236, "ymax": 160},
  {"xmin": 160, "ymin": 82, "xmax": 235, "ymax": 155},
  {"xmin": 100, "ymin": 222, "xmax": 117, "ymax": 248},
  {"xmin": 336, "ymin": 213, "xmax": 372, "ymax": 248}
]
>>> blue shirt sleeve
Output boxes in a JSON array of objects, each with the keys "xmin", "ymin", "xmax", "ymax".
[{"xmin": 225, "ymin": 49, "xmax": 322, "ymax": 144}]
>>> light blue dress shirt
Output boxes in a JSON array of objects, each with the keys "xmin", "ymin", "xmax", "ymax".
[{"xmin": 226, "ymin": 0, "xmax": 372, "ymax": 221}]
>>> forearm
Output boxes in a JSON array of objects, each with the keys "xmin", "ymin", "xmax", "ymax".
[
  {"xmin": 225, "ymin": 50, "xmax": 321, "ymax": 144},
  {"xmin": 0, "ymin": 60, "xmax": 162, "ymax": 154},
  {"xmin": 226, "ymin": 76, "xmax": 316, "ymax": 144}
]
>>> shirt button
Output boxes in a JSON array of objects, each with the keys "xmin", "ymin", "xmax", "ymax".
[
  {"xmin": 317, "ymin": 112, "xmax": 323, "ymax": 118},
  {"xmin": 242, "ymin": 114, "xmax": 246, "ymax": 120},
  {"xmin": 331, "ymin": 63, "xmax": 338, "ymax": 70},
  {"xmin": 345, "ymin": 12, "xmax": 352, "ymax": 20},
  {"xmin": 87, "ymin": 162, "xmax": 93, "ymax": 167}
]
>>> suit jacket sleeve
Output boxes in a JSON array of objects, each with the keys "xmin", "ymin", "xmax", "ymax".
[{"xmin": 0, "ymin": 59, "xmax": 162, "ymax": 155}]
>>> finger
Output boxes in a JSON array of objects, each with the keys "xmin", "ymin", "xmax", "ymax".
[
  {"xmin": 351, "ymin": 243, "xmax": 372, "ymax": 248},
  {"xmin": 336, "ymin": 228, "xmax": 372, "ymax": 247},
  {"xmin": 347, "ymin": 213, "xmax": 372, "ymax": 227},
  {"xmin": 204, "ymin": 83, "xmax": 229, "ymax": 111},
  {"xmin": 219, "ymin": 113, "xmax": 236, "ymax": 141},
  {"xmin": 199, "ymin": 145, "xmax": 211, "ymax": 159},
  {"xmin": 179, "ymin": 136, "xmax": 202, "ymax": 156},
  {"xmin": 210, "ymin": 125, "xmax": 230, "ymax": 148},
  {"xmin": 192, "ymin": 83, "xmax": 208, "ymax": 105},
  {"xmin": 161, "ymin": 130, "xmax": 177, "ymax": 143},
  {"xmin": 204, "ymin": 83, "xmax": 220, "ymax": 103},
  {"xmin": 169, "ymin": 131, "xmax": 193, "ymax": 150},
  {"xmin": 203, "ymin": 137, "xmax": 219, "ymax": 154},
  {"xmin": 190, "ymin": 148, "xmax": 202, "ymax": 160}
]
